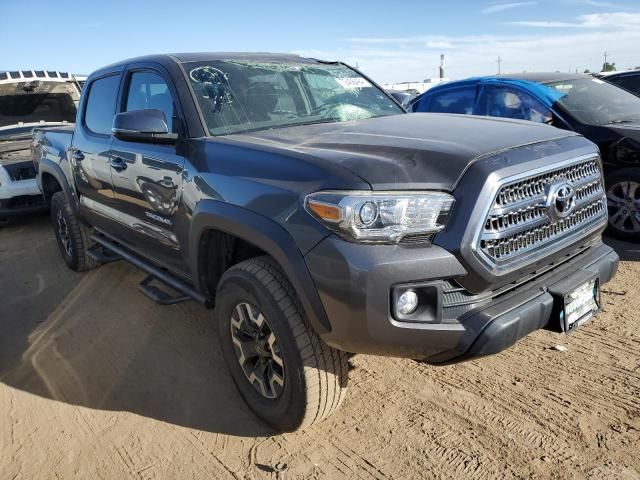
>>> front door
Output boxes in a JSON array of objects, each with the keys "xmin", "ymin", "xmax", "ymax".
[{"xmin": 108, "ymin": 69, "xmax": 187, "ymax": 274}]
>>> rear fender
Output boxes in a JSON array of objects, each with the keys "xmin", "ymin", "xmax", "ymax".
[{"xmin": 38, "ymin": 158, "xmax": 79, "ymax": 215}]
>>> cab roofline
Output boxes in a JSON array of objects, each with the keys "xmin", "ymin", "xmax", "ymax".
[{"xmin": 90, "ymin": 52, "xmax": 332, "ymax": 77}]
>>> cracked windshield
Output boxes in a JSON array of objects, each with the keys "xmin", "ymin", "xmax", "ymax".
[{"xmin": 186, "ymin": 60, "xmax": 403, "ymax": 135}]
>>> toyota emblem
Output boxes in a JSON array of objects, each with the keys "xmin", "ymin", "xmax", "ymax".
[{"xmin": 546, "ymin": 181, "xmax": 576, "ymax": 221}]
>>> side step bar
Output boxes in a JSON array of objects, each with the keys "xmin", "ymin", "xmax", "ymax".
[
  {"xmin": 139, "ymin": 274, "xmax": 191, "ymax": 305},
  {"xmin": 90, "ymin": 234, "xmax": 209, "ymax": 306},
  {"xmin": 86, "ymin": 244, "xmax": 123, "ymax": 264}
]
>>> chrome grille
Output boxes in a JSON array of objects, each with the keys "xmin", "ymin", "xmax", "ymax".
[
  {"xmin": 494, "ymin": 160, "xmax": 600, "ymax": 207},
  {"xmin": 478, "ymin": 157, "xmax": 606, "ymax": 265}
]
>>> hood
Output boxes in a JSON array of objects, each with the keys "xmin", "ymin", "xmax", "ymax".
[
  {"xmin": 0, "ymin": 78, "xmax": 79, "ymax": 130},
  {"xmin": 223, "ymin": 113, "xmax": 581, "ymax": 191}
]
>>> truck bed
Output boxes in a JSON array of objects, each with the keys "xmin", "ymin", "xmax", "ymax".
[{"xmin": 32, "ymin": 125, "xmax": 74, "ymax": 171}]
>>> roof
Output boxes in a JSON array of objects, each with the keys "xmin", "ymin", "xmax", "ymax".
[
  {"xmin": 599, "ymin": 69, "xmax": 640, "ymax": 79},
  {"xmin": 170, "ymin": 52, "xmax": 311, "ymax": 63},
  {"xmin": 96, "ymin": 52, "xmax": 318, "ymax": 73}
]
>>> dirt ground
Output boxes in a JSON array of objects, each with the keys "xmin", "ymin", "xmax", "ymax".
[{"xmin": 1, "ymin": 215, "xmax": 639, "ymax": 480}]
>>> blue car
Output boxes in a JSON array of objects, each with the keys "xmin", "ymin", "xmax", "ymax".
[{"xmin": 411, "ymin": 73, "xmax": 640, "ymax": 241}]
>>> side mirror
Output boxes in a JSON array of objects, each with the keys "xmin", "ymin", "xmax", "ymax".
[{"xmin": 112, "ymin": 109, "xmax": 178, "ymax": 144}]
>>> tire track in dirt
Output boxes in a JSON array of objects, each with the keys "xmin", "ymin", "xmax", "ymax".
[
  {"xmin": 314, "ymin": 364, "xmax": 520, "ymax": 480},
  {"xmin": 339, "ymin": 315, "xmax": 640, "ymax": 479}
]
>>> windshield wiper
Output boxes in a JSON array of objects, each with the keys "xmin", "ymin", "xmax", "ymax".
[
  {"xmin": 257, "ymin": 118, "xmax": 340, "ymax": 132},
  {"xmin": 603, "ymin": 116, "xmax": 640, "ymax": 125},
  {"xmin": 262, "ymin": 113, "xmax": 392, "ymax": 131}
]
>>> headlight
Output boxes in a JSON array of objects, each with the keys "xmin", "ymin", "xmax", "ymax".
[{"xmin": 305, "ymin": 191, "xmax": 454, "ymax": 243}]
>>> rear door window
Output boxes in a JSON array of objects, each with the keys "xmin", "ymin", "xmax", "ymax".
[
  {"xmin": 477, "ymin": 85, "xmax": 552, "ymax": 123},
  {"xmin": 426, "ymin": 87, "xmax": 477, "ymax": 114},
  {"xmin": 84, "ymin": 75, "xmax": 121, "ymax": 135}
]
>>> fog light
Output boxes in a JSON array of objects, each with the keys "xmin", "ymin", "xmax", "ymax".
[{"xmin": 397, "ymin": 290, "xmax": 419, "ymax": 315}]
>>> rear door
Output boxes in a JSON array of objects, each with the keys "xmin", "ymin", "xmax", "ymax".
[
  {"xmin": 72, "ymin": 72, "xmax": 122, "ymax": 232},
  {"xmin": 108, "ymin": 66, "xmax": 188, "ymax": 274}
]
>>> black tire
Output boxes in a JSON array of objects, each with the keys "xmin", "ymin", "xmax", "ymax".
[
  {"xmin": 50, "ymin": 191, "xmax": 99, "ymax": 271},
  {"xmin": 605, "ymin": 168, "xmax": 640, "ymax": 242},
  {"xmin": 215, "ymin": 256, "xmax": 349, "ymax": 432}
]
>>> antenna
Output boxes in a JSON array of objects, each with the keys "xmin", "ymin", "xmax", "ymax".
[{"xmin": 497, "ymin": 56, "xmax": 502, "ymax": 75}]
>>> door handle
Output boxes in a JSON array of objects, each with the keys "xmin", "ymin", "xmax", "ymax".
[
  {"xmin": 109, "ymin": 157, "xmax": 128, "ymax": 172},
  {"xmin": 72, "ymin": 150, "xmax": 85, "ymax": 161}
]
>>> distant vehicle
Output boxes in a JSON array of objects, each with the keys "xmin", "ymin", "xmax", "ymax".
[
  {"xmin": 384, "ymin": 80, "xmax": 449, "ymax": 95},
  {"xmin": 74, "ymin": 75, "xmax": 88, "ymax": 89},
  {"xmin": 598, "ymin": 70, "xmax": 640, "ymax": 97},
  {"xmin": 0, "ymin": 70, "xmax": 80, "ymax": 224},
  {"xmin": 386, "ymin": 89, "xmax": 414, "ymax": 108},
  {"xmin": 411, "ymin": 73, "xmax": 640, "ymax": 241}
]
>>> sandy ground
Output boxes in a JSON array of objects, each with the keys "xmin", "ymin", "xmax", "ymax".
[{"xmin": 1, "ymin": 215, "xmax": 639, "ymax": 480}]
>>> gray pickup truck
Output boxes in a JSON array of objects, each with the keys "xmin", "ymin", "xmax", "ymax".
[{"xmin": 33, "ymin": 53, "xmax": 618, "ymax": 431}]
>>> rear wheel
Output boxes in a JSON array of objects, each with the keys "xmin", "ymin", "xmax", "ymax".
[
  {"xmin": 606, "ymin": 169, "xmax": 640, "ymax": 242},
  {"xmin": 215, "ymin": 256, "xmax": 349, "ymax": 431},
  {"xmin": 50, "ymin": 192, "xmax": 98, "ymax": 271}
]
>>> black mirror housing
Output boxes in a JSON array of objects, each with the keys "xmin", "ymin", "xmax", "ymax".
[{"xmin": 112, "ymin": 109, "xmax": 178, "ymax": 144}]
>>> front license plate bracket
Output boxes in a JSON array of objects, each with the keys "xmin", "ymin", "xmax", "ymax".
[{"xmin": 548, "ymin": 270, "xmax": 601, "ymax": 333}]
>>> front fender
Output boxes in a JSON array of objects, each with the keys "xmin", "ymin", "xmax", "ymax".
[{"xmin": 189, "ymin": 199, "xmax": 331, "ymax": 334}]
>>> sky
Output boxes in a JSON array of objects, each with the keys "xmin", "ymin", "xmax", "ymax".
[{"xmin": 2, "ymin": 0, "xmax": 639, "ymax": 84}]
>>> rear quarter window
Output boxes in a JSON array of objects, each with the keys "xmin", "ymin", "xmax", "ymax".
[{"xmin": 84, "ymin": 75, "xmax": 121, "ymax": 135}]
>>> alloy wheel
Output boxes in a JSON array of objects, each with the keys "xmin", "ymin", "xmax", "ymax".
[
  {"xmin": 56, "ymin": 210, "xmax": 73, "ymax": 257},
  {"xmin": 607, "ymin": 181, "xmax": 640, "ymax": 233},
  {"xmin": 230, "ymin": 302, "xmax": 285, "ymax": 399}
]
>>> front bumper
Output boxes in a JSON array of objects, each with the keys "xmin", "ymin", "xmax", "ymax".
[{"xmin": 305, "ymin": 236, "xmax": 619, "ymax": 363}]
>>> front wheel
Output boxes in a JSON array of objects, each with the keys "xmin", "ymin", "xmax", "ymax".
[
  {"xmin": 215, "ymin": 256, "xmax": 349, "ymax": 432},
  {"xmin": 605, "ymin": 169, "xmax": 640, "ymax": 242}
]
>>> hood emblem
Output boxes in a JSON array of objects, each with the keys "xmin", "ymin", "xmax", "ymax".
[{"xmin": 546, "ymin": 180, "xmax": 576, "ymax": 221}]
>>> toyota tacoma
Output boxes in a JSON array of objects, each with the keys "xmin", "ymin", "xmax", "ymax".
[{"xmin": 33, "ymin": 53, "xmax": 619, "ymax": 431}]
